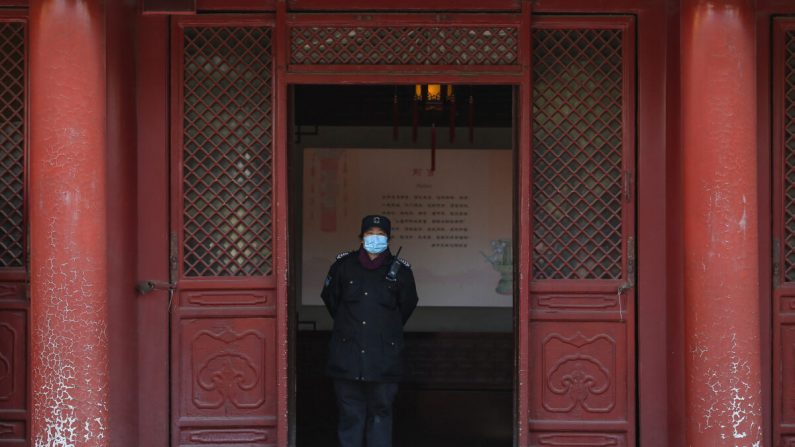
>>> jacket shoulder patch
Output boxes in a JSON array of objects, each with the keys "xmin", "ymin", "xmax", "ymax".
[{"xmin": 336, "ymin": 251, "xmax": 353, "ymax": 260}]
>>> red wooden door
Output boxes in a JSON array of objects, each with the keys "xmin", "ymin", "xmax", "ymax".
[
  {"xmin": 149, "ymin": 9, "xmax": 638, "ymax": 447},
  {"xmin": 773, "ymin": 17, "xmax": 795, "ymax": 447},
  {"xmin": 168, "ymin": 16, "xmax": 281, "ymax": 447},
  {"xmin": 528, "ymin": 16, "xmax": 636, "ymax": 446},
  {"xmin": 0, "ymin": 14, "xmax": 27, "ymax": 447}
]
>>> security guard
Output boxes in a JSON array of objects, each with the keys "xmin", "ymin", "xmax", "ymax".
[{"xmin": 321, "ymin": 214, "xmax": 419, "ymax": 447}]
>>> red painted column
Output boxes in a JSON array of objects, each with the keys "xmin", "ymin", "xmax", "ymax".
[
  {"xmin": 681, "ymin": 0, "xmax": 763, "ymax": 445},
  {"xmin": 29, "ymin": 1, "xmax": 108, "ymax": 446}
]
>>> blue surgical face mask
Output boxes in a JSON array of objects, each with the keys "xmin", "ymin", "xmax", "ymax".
[{"xmin": 363, "ymin": 234, "xmax": 388, "ymax": 254}]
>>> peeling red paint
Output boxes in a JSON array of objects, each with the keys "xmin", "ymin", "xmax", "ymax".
[
  {"xmin": 681, "ymin": 0, "xmax": 764, "ymax": 445},
  {"xmin": 29, "ymin": 0, "xmax": 109, "ymax": 446}
]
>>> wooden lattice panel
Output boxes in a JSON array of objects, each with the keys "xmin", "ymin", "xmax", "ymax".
[
  {"xmin": 0, "ymin": 22, "xmax": 24, "ymax": 268},
  {"xmin": 531, "ymin": 28, "xmax": 624, "ymax": 280},
  {"xmin": 290, "ymin": 26, "xmax": 519, "ymax": 65},
  {"xmin": 181, "ymin": 27, "xmax": 273, "ymax": 277},
  {"xmin": 784, "ymin": 31, "xmax": 795, "ymax": 282}
]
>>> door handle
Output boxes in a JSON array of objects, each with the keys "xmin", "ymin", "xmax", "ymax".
[{"xmin": 136, "ymin": 279, "xmax": 175, "ymax": 295}]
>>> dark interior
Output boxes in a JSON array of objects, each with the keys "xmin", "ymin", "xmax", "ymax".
[{"xmin": 292, "ymin": 85, "xmax": 515, "ymax": 447}]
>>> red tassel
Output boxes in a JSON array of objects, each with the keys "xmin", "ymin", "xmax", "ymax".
[
  {"xmin": 393, "ymin": 94, "xmax": 399, "ymax": 141},
  {"xmin": 431, "ymin": 123, "xmax": 436, "ymax": 172},
  {"xmin": 449, "ymin": 96, "xmax": 456, "ymax": 143},
  {"xmin": 412, "ymin": 98, "xmax": 418, "ymax": 143},
  {"xmin": 468, "ymin": 95, "xmax": 475, "ymax": 143}
]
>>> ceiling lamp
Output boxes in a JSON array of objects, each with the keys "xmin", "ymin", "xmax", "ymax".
[{"xmin": 391, "ymin": 84, "xmax": 476, "ymax": 172}]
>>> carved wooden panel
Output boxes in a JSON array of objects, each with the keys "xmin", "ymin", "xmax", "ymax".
[
  {"xmin": 177, "ymin": 317, "xmax": 276, "ymax": 421},
  {"xmin": 532, "ymin": 292, "xmax": 628, "ymax": 322},
  {"xmin": 0, "ymin": 309, "xmax": 26, "ymax": 445},
  {"xmin": 0, "ymin": 420, "xmax": 25, "ymax": 445},
  {"xmin": 780, "ymin": 295, "xmax": 795, "ymax": 313},
  {"xmin": 530, "ymin": 322, "xmax": 626, "ymax": 422},
  {"xmin": 531, "ymin": 432, "xmax": 625, "ymax": 446},
  {"xmin": 182, "ymin": 290, "xmax": 276, "ymax": 312},
  {"xmin": 0, "ymin": 284, "xmax": 23, "ymax": 303},
  {"xmin": 781, "ymin": 324, "xmax": 795, "ymax": 424},
  {"xmin": 0, "ymin": 310, "xmax": 25, "ymax": 407},
  {"xmin": 178, "ymin": 428, "xmax": 277, "ymax": 446},
  {"xmin": 290, "ymin": 26, "xmax": 519, "ymax": 66}
]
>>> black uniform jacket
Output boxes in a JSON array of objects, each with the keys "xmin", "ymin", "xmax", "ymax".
[{"xmin": 321, "ymin": 249, "xmax": 419, "ymax": 382}]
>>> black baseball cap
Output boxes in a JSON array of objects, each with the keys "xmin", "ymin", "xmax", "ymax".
[{"xmin": 360, "ymin": 215, "xmax": 391, "ymax": 238}]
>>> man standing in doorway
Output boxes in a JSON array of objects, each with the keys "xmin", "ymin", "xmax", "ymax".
[{"xmin": 321, "ymin": 214, "xmax": 419, "ymax": 447}]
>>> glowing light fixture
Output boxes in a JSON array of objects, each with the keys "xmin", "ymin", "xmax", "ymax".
[{"xmin": 414, "ymin": 83, "xmax": 452, "ymax": 111}]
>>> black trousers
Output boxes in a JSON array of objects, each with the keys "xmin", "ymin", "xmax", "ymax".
[{"xmin": 333, "ymin": 379, "xmax": 399, "ymax": 447}]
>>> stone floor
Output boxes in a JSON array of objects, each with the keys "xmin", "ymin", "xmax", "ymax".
[{"xmin": 296, "ymin": 389, "xmax": 513, "ymax": 447}]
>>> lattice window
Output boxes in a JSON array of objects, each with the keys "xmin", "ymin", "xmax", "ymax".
[
  {"xmin": 290, "ymin": 27, "xmax": 518, "ymax": 65},
  {"xmin": 0, "ymin": 22, "xmax": 25, "ymax": 268},
  {"xmin": 531, "ymin": 29, "xmax": 624, "ymax": 280},
  {"xmin": 182, "ymin": 27, "xmax": 273, "ymax": 277},
  {"xmin": 784, "ymin": 31, "xmax": 795, "ymax": 282}
]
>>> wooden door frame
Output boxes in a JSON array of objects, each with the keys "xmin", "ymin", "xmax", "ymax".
[
  {"xmin": 279, "ymin": 6, "xmax": 532, "ymax": 445},
  {"xmin": 134, "ymin": 1, "xmax": 672, "ymax": 446}
]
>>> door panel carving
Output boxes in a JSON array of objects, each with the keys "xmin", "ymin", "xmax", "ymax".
[
  {"xmin": 178, "ymin": 317, "xmax": 276, "ymax": 418},
  {"xmin": 781, "ymin": 324, "xmax": 795, "ymax": 424},
  {"xmin": 180, "ymin": 427, "xmax": 277, "ymax": 445},
  {"xmin": 532, "ymin": 323, "xmax": 626, "ymax": 421},
  {"xmin": 532, "ymin": 432, "xmax": 625, "ymax": 447},
  {"xmin": 542, "ymin": 332, "xmax": 616, "ymax": 414},
  {"xmin": 0, "ymin": 310, "xmax": 24, "ymax": 409},
  {"xmin": 182, "ymin": 290, "xmax": 276, "ymax": 309}
]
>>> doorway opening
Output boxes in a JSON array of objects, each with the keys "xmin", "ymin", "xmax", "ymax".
[{"xmin": 289, "ymin": 84, "xmax": 516, "ymax": 447}]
